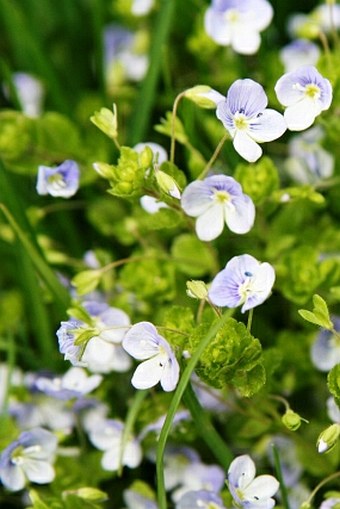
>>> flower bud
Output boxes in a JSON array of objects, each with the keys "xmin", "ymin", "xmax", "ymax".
[
  {"xmin": 90, "ymin": 104, "xmax": 118, "ymax": 140},
  {"xmin": 317, "ymin": 424, "xmax": 340, "ymax": 453},
  {"xmin": 138, "ymin": 145, "xmax": 154, "ymax": 168},
  {"xmin": 155, "ymin": 170, "xmax": 181, "ymax": 199},
  {"xmin": 282, "ymin": 409, "xmax": 302, "ymax": 431},
  {"xmin": 93, "ymin": 162, "xmax": 115, "ymax": 179},
  {"xmin": 185, "ymin": 85, "xmax": 224, "ymax": 109},
  {"xmin": 186, "ymin": 280, "xmax": 208, "ymax": 300},
  {"xmin": 64, "ymin": 487, "xmax": 108, "ymax": 503}
]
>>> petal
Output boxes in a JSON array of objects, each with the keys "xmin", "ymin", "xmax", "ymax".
[
  {"xmin": 204, "ymin": 8, "xmax": 232, "ymax": 45},
  {"xmin": 160, "ymin": 356, "xmax": 180, "ymax": 392},
  {"xmin": 181, "ymin": 180, "xmax": 215, "ymax": 217},
  {"xmin": 0, "ymin": 464, "xmax": 26, "ymax": 491},
  {"xmin": 227, "ymin": 79, "xmax": 268, "ymax": 117},
  {"xmin": 123, "ymin": 440, "xmax": 143, "ymax": 468},
  {"xmin": 131, "ymin": 357, "xmax": 164, "ymax": 389},
  {"xmin": 275, "ymin": 73, "xmax": 304, "ymax": 106},
  {"xmin": 122, "ymin": 322, "xmax": 162, "ymax": 360},
  {"xmin": 311, "ymin": 332, "xmax": 340, "ymax": 371},
  {"xmin": 228, "ymin": 455, "xmax": 256, "ymax": 489},
  {"xmin": 244, "ymin": 475, "xmax": 280, "ymax": 500},
  {"xmin": 283, "ymin": 99, "xmax": 320, "ymax": 131},
  {"xmin": 249, "ymin": 109, "xmax": 287, "ymax": 142},
  {"xmin": 195, "ymin": 203, "xmax": 225, "ymax": 241},
  {"xmin": 233, "ymin": 130, "xmax": 263, "ymax": 163},
  {"xmin": 82, "ymin": 337, "xmax": 116, "ymax": 372},
  {"xmin": 231, "ymin": 27, "xmax": 261, "ymax": 55},
  {"xmin": 226, "ymin": 195, "xmax": 255, "ymax": 234},
  {"xmin": 241, "ymin": 262, "xmax": 275, "ymax": 313},
  {"xmin": 23, "ymin": 460, "xmax": 55, "ymax": 484}
]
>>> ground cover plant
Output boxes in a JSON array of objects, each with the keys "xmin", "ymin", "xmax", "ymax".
[{"xmin": 1, "ymin": 0, "xmax": 340, "ymax": 508}]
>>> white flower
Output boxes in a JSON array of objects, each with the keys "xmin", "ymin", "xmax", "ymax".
[
  {"xmin": 0, "ymin": 428, "xmax": 57, "ymax": 491},
  {"xmin": 228, "ymin": 455, "xmax": 279, "ymax": 509},
  {"xmin": 280, "ymin": 39, "xmax": 320, "ymax": 73},
  {"xmin": 204, "ymin": 0, "xmax": 273, "ymax": 55},
  {"xmin": 275, "ymin": 65, "xmax": 332, "ymax": 131},
  {"xmin": 181, "ymin": 175, "xmax": 255, "ymax": 241},
  {"xmin": 34, "ymin": 367, "xmax": 102, "ymax": 400},
  {"xmin": 11, "ymin": 72, "xmax": 44, "ymax": 117},
  {"xmin": 131, "ymin": 0, "xmax": 154, "ymax": 16},
  {"xmin": 216, "ymin": 79, "xmax": 286, "ymax": 162},
  {"xmin": 89, "ymin": 419, "xmax": 142, "ymax": 471},
  {"xmin": 122, "ymin": 322, "xmax": 180, "ymax": 391}
]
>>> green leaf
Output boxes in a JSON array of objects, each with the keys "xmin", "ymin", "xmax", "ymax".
[
  {"xmin": 27, "ymin": 490, "xmax": 51, "ymax": 509},
  {"xmin": 298, "ymin": 294, "xmax": 333, "ymax": 330},
  {"xmin": 234, "ymin": 156, "xmax": 279, "ymax": 205},
  {"xmin": 328, "ymin": 364, "xmax": 340, "ymax": 407},
  {"xmin": 71, "ymin": 269, "xmax": 102, "ymax": 296},
  {"xmin": 171, "ymin": 233, "xmax": 216, "ymax": 277}
]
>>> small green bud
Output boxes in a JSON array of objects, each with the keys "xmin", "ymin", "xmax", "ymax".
[
  {"xmin": 63, "ymin": 487, "xmax": 108, "ymax": 503},
  {"xmin": 93, "ymin": 161, "xmax": 116, "ymax": 179},
  {"xmin": 186, "ymin": 280, "xmax": 208, "ymax": 300},
  {"xmin": 138, "ymin": 145, "xmax": 154, "ymax": 168},
  {"xmin": 184, "ymin": 85, "xmax": 223, "ymax": 109},
  {"xmin": 282, "ymin": 409, "xmax": 302, "ymax": 431},
  {"xmin": 155, "ymin": 170, "xmax": 181, "ymax": 198},
  {"xmin": 300, "ymin": 502, "xmax": 312, "ymax": 509},
  {"xmin": 71, "ymin": 269, "xmax": 102, "ymax": 296},
  {"xmin": 317, "ymin": 423, "xmax": 340, "ymax": 453},
  {"xmin": 90, "ymin": 104, "xmax": 118, "ymax": 140}
]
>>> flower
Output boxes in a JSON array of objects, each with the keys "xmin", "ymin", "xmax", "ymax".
[
  {"xmin": 9, "ymin": 72, "xmax": 44, "ymax": 117},
  {"xmin": 131, "ymin": 0, "xmax": 154, "ymax": 16},
  {"xmin": 204, "ymin": 0, "xmax": 273, "ymax": 55},
  {"xmin": 310, "ymin": 317, "xmax": 340, "ymax": 371},
  {"xmin": 88, "ymin": 418, "xmax": 142, "ymax": 471},
  {"xmin": 279, "ymin": 39, "xmax": 320, "ymax": 73},
  {"xmin": 216, "ymin": 79, "xmax": 286, "ymax": 162},
  {"xmin": 228, "ymin": 454, "xmax": 279, "ymax": 509},
  {"xmin": 36, "ymin": 160, "xmax": 80, "ymax": 198},
  {"xmin": 122, "ymin": 321, "xmax": 180, "ymax": 391},
  {"xmin": 34, "ymin": 367, "xmax": 103, "ymax": 400},
  {"xmin": 176, "ymin": 490, "xmax": 226, "ymax": 509},
  {"xmin": 57, "ymin": 301, "xmax": 132, "ymax": 374},
  {"xmin": 208, "ymin": 254, "xmax": 275, "ymax": 312},
  {"xmin": 274, "ymin": 65, "xmax": 332, "ymax": 131},
  {"xmin": 0, "ymin": 428, "xmax": 57, "ymax": 491},
  {"xmin": 327, "ymin": 396, "xmax": 340, "ymax": 424},
  {"xmin": 285, "ymin": 126, "xmax": 334, "ymax": 184},
  {"xmin": 181, "ymin": 175, "xmax": 255, "ymax": 241}
]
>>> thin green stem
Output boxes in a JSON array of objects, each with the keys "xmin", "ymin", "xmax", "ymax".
[
  {"xmin": 156, "ymin": 309, "xmax": 235, "ymax": 509},
  {"xmin": 247, "ymin": 308, "xmax": 254, "ymax": 332},
  {"xmin": 183, "ymin": 382, "xmax": 232, "ymax": 467},
  {"xmin": 118, "ymin": 389, "xmax": 148, "ymax": 476},
  {"xmin": 170, "ymin": 91, "xmax": 186, "ymax": 164},
  {"xmin": 272, "ymin": 444, "xmax": 290, "ymax": 509},
  {"xmin": 198, "ymin": 132, "xmax": 230, "ymax": 180},
  {"xmin": 304, "ymin": 471, "xmax": 340, "ymax": 506}
]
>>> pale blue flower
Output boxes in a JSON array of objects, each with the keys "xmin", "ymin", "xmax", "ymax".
[
  {"xmin": 204, "ymin": 0, "xmax": 273, "ymax": 54},
  {"xmin": 88, "ymin": 418, "xmax": 142, "ymax": 471},
  {"xmin": 208, "ymin": 254, "xmax": 275, "ymax": 312},
  {"xmin": 122, "ymin": 321, "xmax": 180, "ymax": 392},
  {"xmin": 326, "ymin": 397, "xmax": 340, "ymax": 424},
  {"xmin": 181, "ymin": 175, "xmax": 255, "ymax": 241},
  {"xmin": 285, "ymin": 126, "xmax": 334, "ymax": 184},
  {"xmin": 124, "ymin": 487, "xmax": 158, "ymax": 509},
  {"xmin": 57, "ymin": 301, "xmax": 132, "ymax": 374},
  {"xmin": 216, "ymin": 79, "xmax": 286, "ymax": 162},
  {"xmin": 176, "ymin": 490, "xmax": 226, "ymax": 509},
  {"xmin": 11, "ymin": 72, "xmax": 44, "ymax": 117},
  {"xmin": 275, "ymin": 66, "xmax": 332, "ymax": 131},
  {"xmin": 34, "ymin": 367, "xmax": 102, "ymax": 401},
  {"xmin": 228, "ymin": 455, "xmax": 279, "ymax": 509},
  {"xmin": 310, "ymin": 317, "xmax": 340, "ymax": 372},
  {"xmin": 320, "ymin": 497, "xmax": 340, "ymax": 509},
  {"xmin": 36, "ymin": 160, "xmax": 80, "ymax": 198},
  {"xmin": 0, "ymin": 428, "xmax": 57, "ymax": 491},
  {"xmin": 280, "ymin": 39, "xmax": 320, "ymax": 73}
]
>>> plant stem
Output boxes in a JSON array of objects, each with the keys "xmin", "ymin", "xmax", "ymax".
[
  {"xmin": 198, "ymin": 132, "xmax": 229, "ymax": 180},
  {"xmin": 272, "ymin": 444, "xmax": 290, "ymax": 509},
  {"xmin": 156, "ymin": 308, "xmax": 234, "ymax": 509},
  {"xmin": 170, "ymin": 91, "xmax": 186, "ymax": 164}
]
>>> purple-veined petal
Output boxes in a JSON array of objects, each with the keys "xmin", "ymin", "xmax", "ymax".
[
  {"xmin": 228, "ymin": 454, "xmax": 256, "ymax": 489},
  {"xmin": 195, "ymin": 203, "xmax": 225, "ymax": 241},
  {"xmin": 225, "ymin": 195, "xmax": 255, "ymax": 234},
  {"xmin": 227, "ymin": 79, "xmax": 268, "ymax": 117},
  {"xmin": 122, "ymin": 321, "xmax": 162, "ymax": 360},
  {"xmin": 241, "ymin": 262, "xmax": 276, "ymax": 312},
  {"xmin": 131, "ymin": 356, "xmax": 165, "ymax": 389},
  {"xmin": 233, "ymin": 130, "xmax": 263, "ymax": 162},
  {"xmin": 249, "ymin": 109, "xmax": 287, "ymax": 142},
  {"xmin": 181, "ymin": 181, "xmax": 216, "ymax": 217}
]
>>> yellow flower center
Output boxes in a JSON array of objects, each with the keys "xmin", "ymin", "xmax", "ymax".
[
  {"xmin": 233, "ymin": 112, "xmax": 249, "ymax": 131},
  {"xmin": 214, "ymin": 190, "xmax": 231, "ymax": 204},
  {"xmin": 48, "ymin": 173, "xmax": 66, "ymax": 187},
  {"xmin": 304, "ymin": 83, "xmax": 321, "ymax": 100},
  {"xmin": 225, "ymin": 9, "xmax": 239, "ymax": 23}
]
